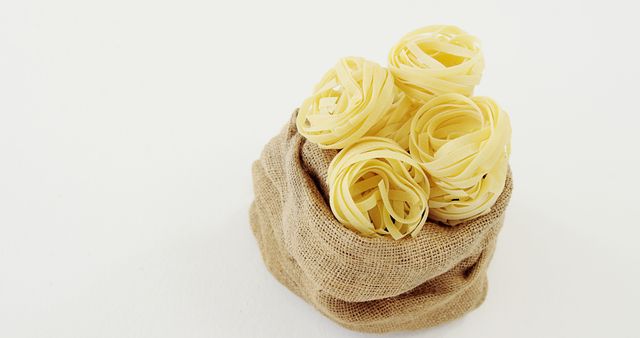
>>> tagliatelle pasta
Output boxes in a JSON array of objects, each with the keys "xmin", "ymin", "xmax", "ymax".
[
  {"xmin": 293, "ymin": 25, "xmax": 512, "ymax": 236},
  {"xmin": 328, "ymin": 137, "xmax": 430, "ymax": 239},
  {"xmin": 409, "ymin": 93, "xmax": 511, "ymax": 225},
  {"xmin": 365, "ymin": 90, "xmax": 418, "ymax": 150},
  {"xmin": 388, "ymin": 25, "xmax": 484, "ymax": 103},
  {"xmin": 296, "ymin": 57, "xmax": 395, "ymax": 149}
]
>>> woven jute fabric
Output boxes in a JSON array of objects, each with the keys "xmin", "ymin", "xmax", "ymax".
[{"xmin": 249, "ymin": 112, "xmax": 513, "ymax": 333}]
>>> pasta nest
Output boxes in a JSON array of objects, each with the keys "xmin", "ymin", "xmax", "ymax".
[
  {"xmin": 409, "ymin": 93, "xmax": 511, "ymax": 225},
  {"xmin": 328, "ymin": 137, "xmax": 430, "ymax": 239},
  {"xmin": 388, "ymin": 25, "xmax": 484, "ymax": 103},
  {"xmin": 296, "ymin": 57, "xmax": 395, "ymax": 149}
]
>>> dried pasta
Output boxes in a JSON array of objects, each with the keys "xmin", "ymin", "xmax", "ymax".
[
  {"xmin": 296, "ymin": 57, "xmax": 395, "ymax": 149},
  {"xmin": 365, "ymin": 89, "xmax": 419, "ymax": 150},
  {"xmin": 294, "ymin": 25, "xmax": 512, "ymax": 238},
  {"xmin": 328, "ymin": 137, "xmax": 430, "ymax": 239},
  {"xmin": 409, "ymin": 93, "xmax": 511, "ymax": 225},
  {"xmin": 388, "ymin": 25, "xmax": 484, "ymax": 103}
]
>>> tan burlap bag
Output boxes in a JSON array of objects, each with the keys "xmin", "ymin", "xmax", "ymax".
[{"xmin": 249, "ymin": 112, "xmax": 513, "ymax": 333}]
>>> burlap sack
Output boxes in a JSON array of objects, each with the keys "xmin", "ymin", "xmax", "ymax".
[{"xmin": 249, "ymin": 112, "xmax": 513, "ymax": 333}]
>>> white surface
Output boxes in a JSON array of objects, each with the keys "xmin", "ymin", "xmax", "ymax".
[{"xmin": 1, "ymin": 1, "xmax": 639, "ymax": 337}]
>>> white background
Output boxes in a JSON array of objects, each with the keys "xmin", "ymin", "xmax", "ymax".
[{"xmin": 1, "ymin": 1, "xmax": 639, "ymax": 337}]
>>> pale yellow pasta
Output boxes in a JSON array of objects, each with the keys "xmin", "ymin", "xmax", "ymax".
[
  {"xmin": 388, "ymin": 25, "xmax": 484, "ymax": 103},
  {"xmin": 409, "ymin": 93, "xmax": 511, "ymax": 225},
  {"xmin": 328, "ymin": 137, "xmax": 430, "ymax": 239},
  {"xmin": 365, "ymin": 90, "xmax": 418, "ymax": 150},
  {"xmin": 297, "ymin": 57, "xmax": 395, "ymax": 149}
]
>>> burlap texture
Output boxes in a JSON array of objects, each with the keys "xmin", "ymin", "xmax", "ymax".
[{"xmin": 249, "ymin": 112, "xmax": 513, "ymax": 333}]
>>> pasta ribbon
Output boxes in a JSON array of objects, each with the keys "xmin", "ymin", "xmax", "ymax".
[
  {"xmin": 388, "ymin": 25, "xmax": 484, "ymax": 103},
  {"xmin": 366, "ymin": 90, "xmax": 418, "ymax": 150},
  {"xmin": 297, "ymin": 57, "xmax": 395, "ymax": 149},
  {"xmin": 409, "ymin": 93, "xmax": 511, "ymax": 225},
  {"xmin": 328, "ymin": 137, "xmax": 430, "ymax": 239}
]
